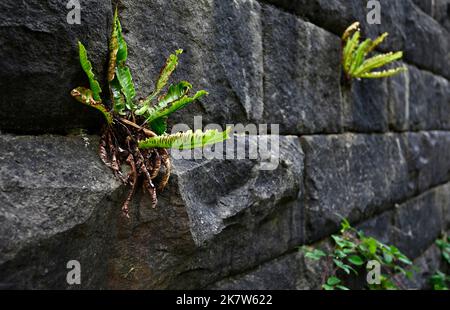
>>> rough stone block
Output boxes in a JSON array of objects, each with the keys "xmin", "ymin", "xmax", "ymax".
[
  {"xmin": 301, "ymin": 133, "xmax": 410, "ymax": 242},
  {"xmin": 358, "ymin": 181, "xmax": 449, "ymax": 260},
  {"xmin": 209, "ymin": 252, "xmax": 305, "ymax": 290},
  {"xmin": 262, "ymin": 4, "xmax": 342, "ymax": 134},
  {"xmin": 387, "ymin": 67, "xmax": 410, "ymax": 131},
  {"xmin": 404, "ymin": 131, "xmax": 450, "ymax": 194},
  {"xmin": 119, "ymin": 0, "xmax": 263, "ymax": 128},
  {"xmin": 404, "ymin": 244, "xmax": 445, "ymax": 289},
  {"xmin": 343, "ymin": 78, "xmax": 389, "ymax": 132},
  {"xmin": 108, "ymin": 135, "xmax": 305, "ymax": 289},
  {"xmin": 0, "ymin": 134, "xmax": 122, "ymax": 288},
  {"xmin": 392, "ymin": 186, "xmax": 444, "ymax": 259},
  {"xmin": 435, "ymin": 182, "xmax": 450, "ymax": 230},
  {"xmin": 412, "ymin": 0, "xmax": 450, "ymax": 33},
  {"xmin": 387, "ymin": 65, "xmax": 450, "ymax": 132},
  {"xmin": 0, "ymin": 0, "xmax": 112, "ymax": 133},
  {"xmin": 408, "ymin": 66, "xmax": 450, "ymax": 131}
]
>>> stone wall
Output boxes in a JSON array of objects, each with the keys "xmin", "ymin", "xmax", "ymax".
[{"xmin": 0, "ymin": 0, "xmax": 449, "ymax": 289}]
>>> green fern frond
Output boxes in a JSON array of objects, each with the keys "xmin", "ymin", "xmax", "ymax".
[
  {"xmin": 367, "ymin": 32, "xmax": 388, "ymax": 54},
  {"xmin": 70, "ymin": 87, "xmax": 112, "ymax": 124},
  {"xmin": 141, "ymin": 49, "xmax": 183, "ymax": 109},
  {"xmin": 341, "ymin": 21, "xmax": 360, "ymax": 42},
  {"xmin": 139, "ymin": 127, "xmax": 231, "ymax": 150},
  {"xmin": 136, "ymin": 80, "xmax": 192, "ymax": 116},
  {"xmin": 116, "ymin": 65, "xmax": 136, "ymax": 110},
  {"xmin": 150, "ymin": 117, "xmax": 168, "ymax": 135},
  {"xmin": 360, "ymin": 67, "xmax": 407, "ymax": 79},
  {"xmin": 349, "ymin": 38, "xmax": 372, "ymax": 74},
  {"xmin": 353, "ymin": 52, "xmax": 404, "ymax": 77},
  {"xmin": 114, "ymin": 9, "xmax": 128, "ymax": 64},
  {"xmin": 107, "ymin": 9, "xmax": 119, "ymax": 81},
  {"xmin": 110, "ymin": 79, "xmax": 126, "ymax": 114},
  {"xmin": 145, "ymin": 90, "xmax": 208, "ymax": 123},
  {"xmin": 78, "ymin": 42, "xmax": 102, "ymax": 101},
  {"xmin": 342, "ymin": 22, "xmax": 406, "ymax": 80},
  {"xmin": 343, "ymin": 31, "xmax": 360, "ymax": 73},
  {"xmin": 107, "ymin": 8, "xmax": 135, "ymax": 113}
]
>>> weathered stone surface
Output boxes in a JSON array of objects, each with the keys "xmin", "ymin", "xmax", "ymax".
[
  {"xmin": 343, "ymin": 78, "xmax": 389, "ymax": 132},
  {"xmin": 435, "ymin": 183, "xmax": 450, "ymax": 230},
  {"xmin": 357, "ymin": 210, "xmax": 395, "ymax": 245},
  {"xmin": 209, "ymin": 237, "xmax": 338, "ymax": 290},
  {"xmin": 404, "ymin": 244, "xmax": 445, "ymax": 289},
  {"xmin": 119, "ymin": 0, "xmax": 263, "ymax": 129},
  {"xmin": 0, "ymin": 134, "xmax": 123, "ymax": 289},
  {"xmin": 213, "ymin": 185, "xmax": 449, "ymax": 290},
  {"xmin": 387, "ymin": 67, "xmax": 410, "ymax": 131},
  {"xmin": 0, "ymin": 0, "xmax": 112, "ymax": 133},
  {"xmin": 107, "ymin": 135, "xmax": 305, "ymax": 289},
  {"xmin": 412, "ymin": 0, "xmax": 450, "ymax": 32},
  {"xmin": 407, "ymin": 66, "xmax": 450, "ymax": 131},
  {"xmin": 262, "ymin": 0, "xmax": 354, "ymax": 35},
  {"xmin": 263, "ymin": 0, "xmax": 450, "ymax": 79},
  {"xmin": 392, "ymin": 187, "xmax": 444, "ymax": 259},
  {"xmin": 262, "ymin": 4, "xmax": 342, "ymax": 134},
  {"xmin": 0, "ymin": 0, "xmax": 449, "ymax": 291},
  {"xmin": 359, "ymin": 182, "xmax": 449, "ymax": 260},
  {"xmin": 301, "ymin": 133, "xmax": 410, "ymax": 242},
  {"xmin": 387, "ymin": 65, "xmax": 450, "ymax": 132},
  {"xmin": 404, "ymin": 131, "xmax": 450, "ymax": 194},
  {"xmin": 209, "ymin": 251, "xmax": 306, "ymax": 290}
]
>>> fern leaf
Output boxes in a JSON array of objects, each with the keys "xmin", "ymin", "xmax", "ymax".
[
  {"xmin": 343, "ymin": 31, "xmax": 360, "ymax": 73},
  {"xmin": 353, "ymin": 51, "xmax": 403, "ymax": 77},
  {"xmin": 116, "ymin": 65, "xmax": 136, "ymax": 110},
  {"xmin": 150, "ymin": 117, "xmax": 168, "ymax": 135},
  {"xmin": 342, "ymin": 21, "xmax": 360, "ymax": 42},
  {"xmin": 78, "ymin": 42, "xmax": 102, "ymax": 101},
  {"xmin": 341, "ymin": 22, "xmax": 406, "ymax": 80},
  {"xmin": 159, "ymin": 81, "xmax": 192, "ymax": 107},
  {"xmin": 146, "ymin": 90, "xmax": 208, "ymax": 123},
  {"xmin": 110, "ymin": 79, "xmax": 126, "ymax": 114},
  {"xmin": 349, "ymin": 38, "xmax": 372, "ymax": 75},
  {"xmin": 367, "ymin": 32, "xmax": 388, "ymax": 54},
  {"xmin": 107, "ymin": 8, "xmax": 119, "ymax": 81},
  {"xmin": 137, "ymin": 81, "xmax": 192, "ymax": 116},
  {"xmin": 70, "ymin": 87, "xmax": 112, "ymax": 124},
  {"xmin": 108, "ymin": 9, "xmax": 135, "ymax": 113},
  {"xmin": 138, "ymin": 127, "xmax": 231, "ymax": 150},
  {"xmin": 360, "ymin": 67, "xmax": 407, "ymax": 79},
  {"xmin": 142, "ymin": 49, "xmax": 183, "ymax": 107},
  {"xmin": 114, "ymin": 9, "xmax": 128, "ymax": 64}
]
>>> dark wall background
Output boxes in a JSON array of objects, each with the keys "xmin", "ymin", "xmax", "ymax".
[{"xmin": 0, "ymin": 0, "xmax": 449, "ymax": 289}]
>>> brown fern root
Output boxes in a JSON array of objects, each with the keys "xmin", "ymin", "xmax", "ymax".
[
  {"xmin": 143, "ymin": 179, "xmax": 157, "ymax": 208},
  {"xmin": 158, "ymin": 148, "xmax": 171, "ymax": 191},
  {"xmin": 98, "ymin": 117, "xmax": 170, "ymax": 217},
  {"xmin": 99, "ymin": 129, "xmax": 113, "ymax": 168},
  {"xmin": 149, "ymin": 150, "xmax": 161, "ymax": 179},
  {"xmin": 122, "ymin": 153, "xmax": 137, "ymax": 217}
]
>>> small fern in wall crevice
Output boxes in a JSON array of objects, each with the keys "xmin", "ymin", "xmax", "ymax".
[{"xmin": 341, "ymin": 21, "xmax": 407, "ymax": 80}]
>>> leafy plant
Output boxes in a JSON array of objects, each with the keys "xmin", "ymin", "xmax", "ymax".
[
  {"xmin": 430, "ymin": 235, "xmax": 450, "ymax": 290},
  {"xmin": 430, "ymin": 271, "xmax": 449, "ymax": 290},
  {"xmin": 71, "ymin": 9, "xmax": 230, "ymax": 216},
  {"xmin": 436, "ymin": 234, "xmax": 450, "ymax": 265},
  {"xmin": 341, "ymin": 21, "xmax": 407, "ymax": 80},
  {"xmin": 301, "ymin": 219, "xmax": 413, "ymax": 290}
]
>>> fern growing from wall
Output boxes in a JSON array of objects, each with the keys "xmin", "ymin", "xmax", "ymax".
[
  {"xmin": 71, "ymin": 9, "xmax": 230, "ymax": 217},
  {"xmin": 342, "ymin": 22, "xmax": 407, "ymax": 80}
]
